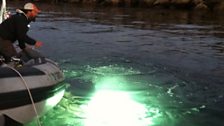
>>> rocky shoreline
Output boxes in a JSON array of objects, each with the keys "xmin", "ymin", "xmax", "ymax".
[{"xmin": 14, "ymin": 0, "xmax": 224, "ymax": 10}]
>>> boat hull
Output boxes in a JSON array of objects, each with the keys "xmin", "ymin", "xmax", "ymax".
[
  {"xmin": 0, "ymin": 58, "xmax": 65, "ymax": 124},
  {"xmin": 1, "ymin": 89, "xmax": 65, "ymax": 124}
]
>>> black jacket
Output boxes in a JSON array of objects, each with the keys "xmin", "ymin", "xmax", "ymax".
[{"xmin": 0, "ymin": 12, "xmax": 36, "ymax": 49}]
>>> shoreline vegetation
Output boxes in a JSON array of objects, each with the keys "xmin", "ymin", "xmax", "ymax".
[{"xmin": 9, "ymin": 0, "xmax": 224, "ymax": 11}]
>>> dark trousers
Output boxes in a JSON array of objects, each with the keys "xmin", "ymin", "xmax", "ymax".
[{"xmin": 0, "ymin": 37, "xmax": 17, "ymax": 63}]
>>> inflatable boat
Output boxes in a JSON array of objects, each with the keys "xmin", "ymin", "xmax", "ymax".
[
  {"xmin": 0, "ymin": 1, "xmax": 65, "ymax": 125},
  {"xmin": 0, "ymin": 55, "xmax": 65, "ymax": 125}
]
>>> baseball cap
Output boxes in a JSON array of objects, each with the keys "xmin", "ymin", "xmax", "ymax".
[{"xmin": 24, "ymin": 3, "xmax": 40, "ymax": 12}]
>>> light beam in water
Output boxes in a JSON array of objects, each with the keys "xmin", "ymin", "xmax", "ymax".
[{"xmin": 83, "ymin": 90, "xmax": 151, "ymax": 126}]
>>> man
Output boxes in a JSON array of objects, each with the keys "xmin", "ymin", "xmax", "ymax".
[{"xmin": 0, "ymin": 3, "xmax": 43, "ymax": 63}]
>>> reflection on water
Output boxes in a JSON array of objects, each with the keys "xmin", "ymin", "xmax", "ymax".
[{"xmin": 6, "ymin": 2, "xmax": 224, "ymax": 126}]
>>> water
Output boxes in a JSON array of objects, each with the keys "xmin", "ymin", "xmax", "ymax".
[{"xmin": 8, "ymin": 2, "xmax": 224, "ymax": 126}]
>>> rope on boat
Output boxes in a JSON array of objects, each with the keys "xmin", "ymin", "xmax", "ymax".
[{"xmin": 4, "ymin": 64, "xmax": 42, "ymax": 126}]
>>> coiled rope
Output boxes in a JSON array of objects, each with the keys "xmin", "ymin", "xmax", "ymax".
[{"xmin": 5, "ymin": 64, "xmax": 42, "ymax": 126}]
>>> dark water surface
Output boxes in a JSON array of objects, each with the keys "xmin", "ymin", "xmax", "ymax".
[{"xmin": 8, "ymin": 2, "xmax": 224, "ymax": 126}]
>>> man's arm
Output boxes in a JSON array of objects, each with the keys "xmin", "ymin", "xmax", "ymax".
[{"xmin": 15, "ymin": 14, "xmax": 36, "ymax": 49}]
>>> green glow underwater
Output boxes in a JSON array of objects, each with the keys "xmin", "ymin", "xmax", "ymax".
[{"xmin": 26, "ymin": 65, "xmax": 204, "ymax": 126}]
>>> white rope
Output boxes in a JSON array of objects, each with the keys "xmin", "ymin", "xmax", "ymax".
[{"xmin": 5, "ymin": 64, "xmax": 42, "ymax": 126}]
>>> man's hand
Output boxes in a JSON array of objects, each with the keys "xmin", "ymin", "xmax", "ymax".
[{"xmin": 35, "ymin": 41, "xmax": 43, "ymax": 48}]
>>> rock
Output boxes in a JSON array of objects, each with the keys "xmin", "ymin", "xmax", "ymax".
[
  {"xmin": 171, "ymin": 0, "xmax": 191, "ymax": 5},
  {"xmin": 124, "ymin": 0, "xmax": 132, "ymax": 6},
  {"xmin": 213, "ymin": 1, "xmax": 224, "ymax": 10},
  {"xmin": 194, "ymin": 2, "xmax": 208, "ymax": 10},
  {"xmin": 192, "ymin": 0, "xmax": 204, "ymax": 5},
  {"xmin": 130, "ymin": 0, "xmax": 140, "ymax": 7},
  {"xmin": 204, "ymin": 0, "xmax": 220, "ymax": 10},
  {"xmin": 82, "ymin": 0, "xmax": 94, "ymax": 4},
  {"xmin": 140, "ymin": 0, "xmax": 156, "ymax": 7},
  {"xmin": 171, "ymin": 0, "xmax": 192, "ymax": 9},
  {"xmin": 154, "ymin": 0, "xmax": 170, "ymax": 5},
  {"xmin": 67, "ymin": 0, "xmax": 81, "ymax": 3},
  {"xmin": 111, "ymin": 0, "xmax": 121, "ymax": 5}
]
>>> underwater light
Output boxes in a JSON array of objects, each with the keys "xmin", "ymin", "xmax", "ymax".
[
  {"xmin": 83, "ymin": 90, "xmax": 152, "ymax": 126},
  {"xmin": 45, "ymin": 90, "xmax": 65, "ymax": 109}
]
